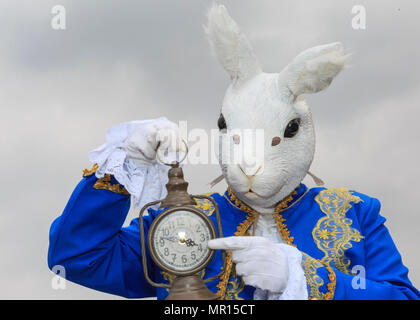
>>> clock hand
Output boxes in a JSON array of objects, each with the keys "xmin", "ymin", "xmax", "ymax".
[
  {"xmin": 184, "ymin": 238, "xmax": 198, "ymax": 247},
  {"xmin": 160, "ymin": 236, "xmax": 178, "ymax": 242}
]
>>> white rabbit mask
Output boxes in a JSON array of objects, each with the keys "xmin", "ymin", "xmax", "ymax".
[{"xmin": 206, "ymin": 5, "xmax": 347, "ymax": 213}]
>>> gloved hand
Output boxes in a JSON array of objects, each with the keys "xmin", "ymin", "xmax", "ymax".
[
  {"xmin": 124, "ymin": 117, "xmax": 185, "ymax": 165},
  {"xmin": 208, "ymin": 236, "xmax": 289, "ymax": 294}
]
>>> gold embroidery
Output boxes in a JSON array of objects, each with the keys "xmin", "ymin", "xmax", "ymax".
[
  {"xmin": 234, "ymin": 216, "xmax": 256, "ymax": 237},
  {"xmin": 323, "ymin": 262, "xmax": 336, "ymax": 300},
  {"xmin": 224, "ymin": 186, "xmax": 338, "ymax": 300},
  {"xmin": 162, "ymin": 271, "xmax": 174, "ymax": 291},
  {"xmin": 83, "ymin": 163, "xmax": 98, "ymax": 177},
  {"xmin": 217, "ymin": 186, "xmax": 298, "ymax": 298},
  {"xmin": 226, "ymin": 187, "xmax": 298, "ymax": 245},
  {"xmin": 226, "ymin": 187, "xmax": 298, "ymax": 215},
  {"xmin": 301, "ymin": 254, "xmax": 336, "ymax": 300},
  {"xmin": 93, "ymin": 174, "xmax": 130, "ymax": 195},
  {"xmin": 216, "ymin": 214, "xmax": 257, "ymax": 299},
  {"xmin": 274, "ymin": 190, "xmax": 297, "ymax": 211},
  {"xmin": 227, "ymin": 188, "xmax": 258, "ymax": 215},
  {"xmin": 193, "ymin": 193, "xmax": 216, "ymax": 217},
  {"xmin": 216, "ymin": 251, "xmax": 233, "ymax": 299},
  {"xmin": 83, "ymin": 164, "xmax": 128, "ymax": 195},
  {"xmin": 313, "ymin": 188, "xmax": 364, "ymax": 274},
  {"xmin": 302, "ymin": 253, "xmax": 324, "ymax": 298},
  {"xmin": 273, "ymin": 213, "xmax": 295, "ymax": 246},
  {"xmin": 224, "ymin": 265, "xmax": 245, "ymax": 300}
]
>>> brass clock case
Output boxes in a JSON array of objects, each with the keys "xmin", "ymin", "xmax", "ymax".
[{"xmin": 138, "ymin": 159, "xmax": 226, "ymax": 299}]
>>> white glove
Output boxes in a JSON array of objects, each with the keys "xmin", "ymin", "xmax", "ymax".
[
  {"xmin": 208, "ymin": 236, "xmax": 289, "ymax": 294},
  {"xmin": 124, "ymin": 117, "xmax": 185, "ymax": 165},
  {"xmin": 88, "ymin": 117, "xmax": 185, "ymax": 209}
]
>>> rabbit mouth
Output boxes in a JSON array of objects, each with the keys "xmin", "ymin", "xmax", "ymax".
[
  {"xmin": 245, "ymin": 189, "xmax": 265, "ymax": 198},
  {"xmin": 245, "ymin": 187, "xmax": 282, "ymax": 200}
]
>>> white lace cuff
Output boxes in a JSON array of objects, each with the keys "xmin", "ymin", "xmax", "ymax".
[
  {"xmin": 277, "ymin": 244, "xmax": 308, "ymax": 300},
  {"xmin": 254, "ymin": 244, "xmax": 308, "ymax": 300},
  {"xmin": 88, "ymin": 120, "xmax": 170, "ymax": 209}
]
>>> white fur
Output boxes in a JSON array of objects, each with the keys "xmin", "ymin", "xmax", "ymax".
[
  {"xmin": 280, "ymin": 42, "xmax": 348, "ymax": 97},
  {"xmin": 207, "ymin": 5, "xmax": 346, "ymax": 213},
  {"xmin": 205, "ymin": 4, "xmax": 261, "ymax": 85}
]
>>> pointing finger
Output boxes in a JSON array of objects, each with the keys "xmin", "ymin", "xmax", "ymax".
[{"xmin": 208, "ymin": 236, "xmax": 265, "ymax": 250}]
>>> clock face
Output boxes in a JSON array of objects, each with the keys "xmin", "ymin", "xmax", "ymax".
[{"xmin": 149, "ymin": 208, "xmax": 215, "ymax": 274}]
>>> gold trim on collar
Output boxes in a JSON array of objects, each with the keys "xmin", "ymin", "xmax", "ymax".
[
  {"xmin": 226, "ymin": 187, "xmax": 299, "ymax": 245},
  {"xmin": 275, "ymin": 190, "xmax": 297, "ymax": 211},
  {"xmin": 216, "ymin": 187, "xmax": 301, "ymax": 298},
  {"xmin": 226, "ymin": 188, "xmax": 258, "ymax": 215},
  {"xmin": 216, "ymin": 213, "xmax": 257, "ymax": 299},
  {"xmin": 226, "ymin": 187, "xmax": 298, "ymax": 214},
  {"xmin": 219, "ymin": 186, "xmax": 337, "ymax": 300},
  {"xmin": 273, "ymin": 213, "xmax": 295, "ymax": 246}
]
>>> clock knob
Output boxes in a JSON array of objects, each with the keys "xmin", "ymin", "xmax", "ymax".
[{"xmin": 160, "ymin": 163, "xmax": 195, "ymax": 208}]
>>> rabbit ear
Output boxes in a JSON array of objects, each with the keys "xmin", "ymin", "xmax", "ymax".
[
  {"xmin": 205, "ymin": 4, "xmax": 261, "ymax": 85},
  {"xmin": 279, "ymin": 42, "xmax": 348, "ymax": 97}
]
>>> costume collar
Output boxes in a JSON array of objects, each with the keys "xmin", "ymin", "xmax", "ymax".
[
  {"xmin": 224, "ymin": 183, "xmax": 308, "ymax": 215},
  {"xmin": 216, "ymin": 184, "xmax": 306, "ymax": 298}
]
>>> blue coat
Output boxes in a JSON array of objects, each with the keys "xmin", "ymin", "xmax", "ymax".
[{"xmin": 48, "ymin": 168, "xmax": 420, "ymax": 300}]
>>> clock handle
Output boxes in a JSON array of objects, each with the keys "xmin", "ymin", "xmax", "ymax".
[
  {"xmin": 192, "ymin": 195, "xmax": 227, "ymax": 285},
  {"xmin": 139, "ymin": 200, "xmax": 171, "ymax": 289}
]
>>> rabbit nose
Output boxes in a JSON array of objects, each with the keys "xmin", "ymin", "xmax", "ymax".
[
  {"xmin": 271, "ymin": 136, "xmax": 281, "ymax": 146},
  {"xmin": 238, "ymin": 164, "xmax": 263, "ymax": 179},
  {"xmin": 233, "ymin": 134, "xmax": 240, "ymax": 144}
]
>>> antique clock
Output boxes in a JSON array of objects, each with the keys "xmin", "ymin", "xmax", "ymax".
[{"xmin": 138, "ymin": 148, "xmax": 225, "ymax": 300}]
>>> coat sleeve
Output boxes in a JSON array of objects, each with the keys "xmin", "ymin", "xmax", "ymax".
[
  {"xmin": 48, "ymin": 173, "xmax": 156, "ymax": 298},
  {"xmin": 301, "ymin": 195, "xmax": 420, "ymax": 300}
]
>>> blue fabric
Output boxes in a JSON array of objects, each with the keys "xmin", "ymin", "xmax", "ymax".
[{"xmin": 48, "ymin": 175, "xmax": 420, "ymax": 300}]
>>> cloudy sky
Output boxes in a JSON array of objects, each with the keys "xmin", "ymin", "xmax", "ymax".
[{"xmin": 0, "ymin": 0, "xmax": 419, "ymax": 299}]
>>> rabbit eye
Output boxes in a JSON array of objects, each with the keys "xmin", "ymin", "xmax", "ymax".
[
  {"xmin": 284, "ymin": 118, "xmax": 301, "ymax": 138},
  {"xmin": 218, "ymin": 113, "xmax": 227, "ymax": 132}
]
